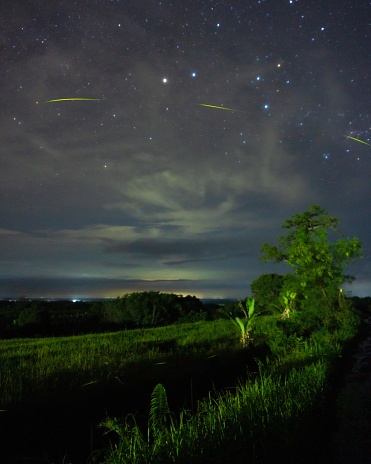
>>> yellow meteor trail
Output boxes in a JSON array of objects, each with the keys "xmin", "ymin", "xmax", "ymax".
[
  {"xmin": 199, "ymin": 103, "xmax": 242, "ymax": 112},
  {"xmin": 44, "ymin": 98, "xmax": 101, "ymax": 103},
  {"xmin": 344, "ymin": 135, "xmax": 371, "ymax": 147}
]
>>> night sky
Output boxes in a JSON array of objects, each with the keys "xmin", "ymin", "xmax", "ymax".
[{"xmin": 1, "ymin": 0, "xmax": 370, "ymax": 299}]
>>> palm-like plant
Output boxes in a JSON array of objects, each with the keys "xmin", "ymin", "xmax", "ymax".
[{"xmin": 233, "ymin": 297, "xmax": 256, "ymax": 348}]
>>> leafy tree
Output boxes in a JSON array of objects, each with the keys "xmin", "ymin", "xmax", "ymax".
[
  {"xmin": 176, "ymin": 295, "xmax": 208, "ymax": 323},
  {"xmin": 260, "ymin": 205, "xmax": 362, "ymax": 313},
  {"xmin": 101, "ymin": 297, "xmax": 130, "ymax": 325},
  {"xmin": 250, "ymin": 273, "xmax": 287, "ymax": 314},
  {"xmin": 122, "ymin": 292, "xmax": 181, "ymax": 326},
  {"xmin": 101, "ymin": 292, "xmax": 205, "ymax": 327}
]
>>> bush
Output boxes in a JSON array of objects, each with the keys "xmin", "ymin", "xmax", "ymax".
[
  {"xmin": 17, "ymin": 303, "xmax": 51, "ymax": 328},
  {"xmin": 251, "ymin": 273, "xmax": 287, "ymax": 314},
  {"xmin": 101, "ymin": 292, "xmax": 206, "ymax": 327}
]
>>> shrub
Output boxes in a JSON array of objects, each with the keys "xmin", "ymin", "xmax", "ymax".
[{"xmin": 16, "ymin": 303, "xmax": 51, "ymax": 328}]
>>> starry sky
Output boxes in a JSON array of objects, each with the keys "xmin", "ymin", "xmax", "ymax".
[{"xmin": 1, "ymin": 0, "xmax": 370, "ymax": 299}]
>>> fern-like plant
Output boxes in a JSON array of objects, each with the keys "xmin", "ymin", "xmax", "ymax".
[{"xmin": 148, "ymin": 383, "xmax": 171, "ymax": 442}]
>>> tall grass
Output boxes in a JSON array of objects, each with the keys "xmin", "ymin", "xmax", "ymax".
[
  {"xmin": 1, "ymin": 304, "xmax": 361, "ymax": 463},
  {"xmin": 101, "ymin": 360, "xmax": 329, "ymax": 464},
  {"xmin": 0, "ymin": 319, "xmax": 237, "ymax": 408},
  {"xmin": 100, "ymin": 308, "xmax": 361, "ymax": 464}
]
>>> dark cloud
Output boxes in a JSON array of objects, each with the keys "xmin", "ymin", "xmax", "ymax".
[
  {"xmin": 104, "ymin": 236, "xmax": 256, "ymax": 265},
  {"xmin": 1, "ymin": 0, "xmax": 370, "ymax": 298}
]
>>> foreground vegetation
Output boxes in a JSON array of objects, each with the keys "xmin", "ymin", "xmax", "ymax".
[
  {"xmin": 97, "ymin": 205, "xmax": 365, "ymax": 463},
  {"xmin": 99, "ymin": 305, "xmax": 361, "ymax": 464},
  {"xmin": 0, "ymin": 205, "xmax": 367, "ymax": 463},
  {"xmin": 1, "ymin": 303, "xmax": 362, "ymax": 463},
  {"xmin": 0, "ymin": 319, "xmax": 237, "ymax": 408},
  {"xmin": 0, "ymin": 292, "xmax": 218, "ymax": 339}
]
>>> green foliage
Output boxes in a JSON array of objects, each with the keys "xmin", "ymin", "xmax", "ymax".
[
  {"xmin": 1, "ymin": 290, "xmax": 363, "ymax": 463},
  {"xmin": 245, "ymin": 296, "xmax": 255, "ymax": 318},
  {"xmin": 101, "ymin": 292, "xmax": 206, "ymax": 327},
  {"xmin": 0, "ymin": 319, "xmax": 236, "ymax": 408},
  {"xmin": 261, "ymin": 205, "xmax": 363, "ymax": 312},
  {"xmin": 100, "ymin": 305, "xmax": 361, "ymax": 464},
  {"xmin": 251, "ymin": 273, "xmax": 287, "ymax": 314},
  {"xmin": 16, "ymin": 303, "xmax": 51, "ymax": 328},
  {"xmin": 148, "ymin": 384, "xmax": 172, "ymax": 442},
  {"xmin": 279, "ymin": 290, "xmax": 297, "ymax": 319},
  {"xmin": 220, "ymin": 300, "xmax": 241, "ymax": 318},
  {"xmin": 230, "ymin": 298, "xmax": 256, "ymax": 348}
]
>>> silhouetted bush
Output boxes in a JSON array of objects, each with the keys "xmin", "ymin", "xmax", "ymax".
[
  {"xmin": 101, "ymin": 291, "xmax": 206, "ymax": 327},
  {"xmin": 17, "ymin": 303, "xmax": 51, "ymax": 328}
]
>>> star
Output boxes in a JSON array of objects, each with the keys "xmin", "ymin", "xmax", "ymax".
[{"xmin": 1, "ymin": 0, "xmax": 369, "ymax": 303}]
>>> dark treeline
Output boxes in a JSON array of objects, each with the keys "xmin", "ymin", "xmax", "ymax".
[
  {"xmin": 1, "ymin": 288, "xmax": 370, "ymax": 340},
  {"xmin": 0, "ymin": 292, "xmax": 231, "ymax": 338}
]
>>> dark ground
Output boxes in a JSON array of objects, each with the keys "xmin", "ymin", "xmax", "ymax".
[{"xmin": 329, "ymin": 315, "xmax": 371, "ymax": 464}]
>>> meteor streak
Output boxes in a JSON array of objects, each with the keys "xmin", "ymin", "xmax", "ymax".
[
  {"xmin": 198, "ymin": 103, "xmax": 242, "ymax": 112},
  {"xmin": 44, "ymin": 98, "xmax": 101, "ymax": 103},
  {"xmin": 344, "ymin": 135, "xmax": 371, "ymax": 147}
]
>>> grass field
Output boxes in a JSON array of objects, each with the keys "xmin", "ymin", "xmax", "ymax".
[
  {"xmin": 99, "ymin": 308, "xmax": 361, "ymax": 464},
  {"xmin": 0, "ymin": 319, "xmax": 239, "ymax": 408},
  {"xmin": 0, "ymin": 306, "xmax": 362, "ymax": 463}
]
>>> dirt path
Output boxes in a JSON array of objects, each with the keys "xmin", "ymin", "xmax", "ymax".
[{"xmin": 330, "ymin": 315, "xmax": 371, "ymax": 464}]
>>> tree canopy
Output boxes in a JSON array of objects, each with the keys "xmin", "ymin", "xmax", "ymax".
[
  {"xmin": 260, "ymin": 205, "xmax": 362, "ymax": 310},
  {"xmin": 250, "ymin": 273, "xmax": 287, "ymax": 314},
  {"xmin": 101, "ymin": 291, "xmax": 206, "ymax": 327}
]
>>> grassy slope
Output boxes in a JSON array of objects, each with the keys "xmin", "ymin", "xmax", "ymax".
[
  {"xmin": 1, "ymin": 319, "xmax": 245, "ymax": 462},
  {"xmin": 0, "ymin": 319, "xmax": 238, "ymax": 408},
  {"xmin": 100, "ymin": 309, "xmax": 362, "ymax": 464},
  {"xmin": 0, "ymin": 307, "xmax": 362, "ymax": 463}
]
